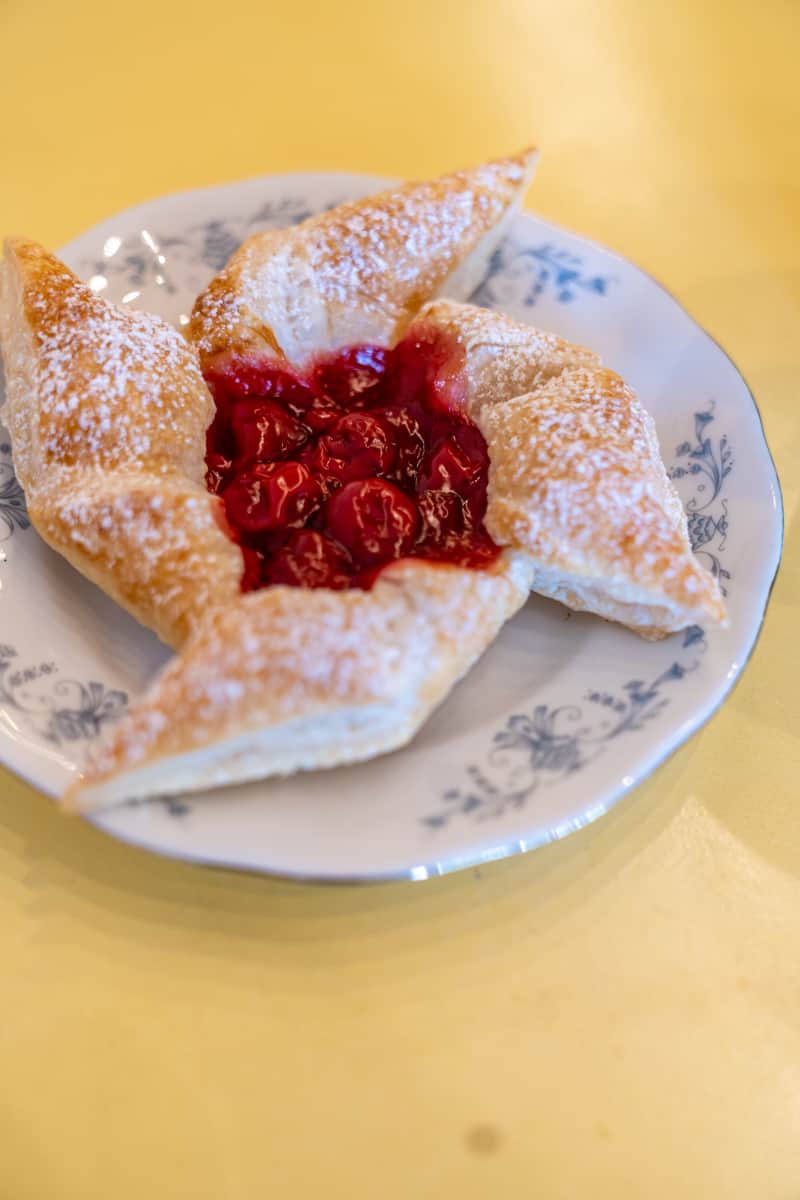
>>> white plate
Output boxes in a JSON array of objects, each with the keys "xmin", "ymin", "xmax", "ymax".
[{"xmin": 0, "ymin": 173, "xmax": 783, "ymax": 881}]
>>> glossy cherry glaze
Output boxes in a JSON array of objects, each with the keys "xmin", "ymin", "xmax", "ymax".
[{"xmin": 204, "ymin": 327, "xmax": 500, "ymax": 591}]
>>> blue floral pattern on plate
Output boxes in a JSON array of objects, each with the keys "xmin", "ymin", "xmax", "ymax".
[
  {"xmin": 0, "ymin": 423, "xmax": 128, "ymax": 749},
  {"xmin": 81, "ymin": 198, "xmax": 613, "ymax": 318},
  {"xmin": 423, "ymin": 661, "xmax": 698, "ymax": 829},
  {"xmin": 0, "ymin": 440, "xmax": 28, "ymax": 542},
  {"xmin": 0, "ymin": 644, "xmax": 127, "ymax": 746},
  {"xmin": 1, "ymin": 200, "xmax": 730, "ymax": 824},
  {"xmin": 0, "ymin": 170, "xmax": 780, "ymax": 880},
  {"xmin": 80, "ymin": 198, "xmax": 328, "ymax": 301},
  {"xmin": 669, "ymin": 407, "xmax": 733, "ymax": 594},
  {"xmin": 470, "ymin": 239, "xmax": 616, "ymax": 309},
  {"xmin": 422, "ymin": 406, "xmax": 731, "ymax": 830}
]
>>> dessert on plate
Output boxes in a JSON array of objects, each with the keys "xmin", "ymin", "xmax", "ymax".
[{"xmin": 0, "ymin": 150, "xmax": 725, "ymax": 812}]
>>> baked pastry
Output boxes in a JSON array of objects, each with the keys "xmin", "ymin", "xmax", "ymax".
[
  {"xmin": 0, "ymin": 237, "xmax": 243, "ymax": 649},
  {"xmin": 0, "ymin": 150, "xmax": 725, "ymax": 812},
  {"xmin": 0, "ymin": 152, "xmax": 536, "ymax": 808},
  {"xmin": 189, "ymin": 149, "xmax": 539, "ymax": 372},
  {"xmin": 412, "ymin": 300, "xmax": 725, "ymax": 638}
]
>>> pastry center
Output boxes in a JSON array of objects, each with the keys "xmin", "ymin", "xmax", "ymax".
[{"xmin": 203, "ymin": 327, "xmax": 500, "ymax": 591}]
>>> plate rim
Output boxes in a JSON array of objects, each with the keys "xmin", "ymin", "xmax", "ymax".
[{"xmin": 0, "ymin": 170, "xmax": 785, "ymax": 883}]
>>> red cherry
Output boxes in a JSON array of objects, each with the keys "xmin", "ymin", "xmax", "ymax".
[
  {"xmin": 463, "ymin": 481, "xmax": 489, "ymax": 526},
  {"xmin": 463, "ymin": 535, "xmax": 500, "ymax": 567},
  {"xmin": 418, "ymin": 489, "xmax": 470, "ymax": 544},
  {"xmin": 231, "ymin": 398, "xmax": 309, "ymax": 462},
  {"xmin": 385, "ymin": 328, "xmax": 464, "ymax": 413},
  {"xmin": 384, "ymin": 335, "xmax": 429, "ymax": 408},
  {"xmin": 203, "ymin": 357, "xmax": 269, "ymax": 401},
  {"xmin": 418, "ymin": 424, "xmax": 488, "ymax": 494},
  {"xmin": 379, "ymin": 405, "xmax": 427, "ymax": 486},
  {"xmin": 203, "ymin": 336, "xmax": 498, "ymax": 591},
  {"xmin": 325, "ymin": 479, "xmax": 420, "ymax": 567},
  {"xmin": 427, "ymin": 343, "xmax": 467, "ymax": 412},
  {"xmin": 266, "ymin": 374, "xmax": 344, "ymax": 432},
  {"xmin": 239, "ymin": 545, "xmax": 265, "ymax": 592},
  {"xmin": 295, "ymin": 395, "xmax": 346, "ymax": 433},
  {"xmin": 294, "ymin": 444, "xmax": 337, "ymax": 500},
  {"xmin": 424, "ymin": 533, "xmax": 499, "ymax": 568},
  {"xmin": 312, "ymin": 413, "xmax": 395, "ymax": 484},
  {"xmin": 205, "ymin": 451, "xmax": 233, "ymax": 495},
  {"xmin": 205, "ymin": 402, "xmax": 234, "ymax": 457},
  {"xmin": 204, "ymin": 355, "xmax": 305, "ymax": 402},
  {"xmin": 223, "ymin": 461, "xmax": 321, "ymax": 534},
  {"xmin": 312, "ymin": 346, "xmax": 389, "ymax": 409},
  {"xmin": 267, "ymin": 530, "xmax": 353, "ymax": 589},
  {"xmin": 267, "ymin": 373, "xmax": 316, "ymax": 407}
]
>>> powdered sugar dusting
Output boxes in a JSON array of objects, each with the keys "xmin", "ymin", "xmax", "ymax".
[
  {"xmin": 188, "ymin": 274, "xmax": 255, "ymax": 363},
  {"xmin": 481, "ymin": 364, "xmax": 722, "ymax": 611},
  {"xmin": 410, "ymin": 300, "xmax": 723, "ymax": 625},
  {"xmin": 81, "ymin": 555, "xmax": 530, "ymax": 786},
  {"xmin": 2, "ymin": 175, "xmax": 726, "ymax": 807},
  {"xmin": 1, "ymin": 240, "xmax": 243, "ymax": 648},
  {"xmin": 34, "ymin": 463, "xmax": 244, "ymax": 648},
  {"xmin": 417, "ymin": 299, "xmax": 600, "ymax": 418},
  {"xmin": 29, "ymin": 265, "xmax": 211, "ymax": 480},
  {"xmin": 189, "ymin": 151, "xmax": 536, "ymax": 368}
]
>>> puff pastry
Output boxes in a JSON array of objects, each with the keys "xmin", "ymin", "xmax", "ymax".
[
  {"xmin": 0, "ymin": 237, "xmax": 243, "ymax": 648},
  {"xmin": 414, "ymin": 300, "xmax": 725, "ymax": 638},
  {"xmin": 190, "ymin": 149, "xmax": 539, "ymax": 372},
  {"xmin": 0, "ymin": 150, "xmax": 725, "ymax": 812}
]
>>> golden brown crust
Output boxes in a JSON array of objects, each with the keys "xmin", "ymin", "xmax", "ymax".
[
  {"xmin": 0, "ymin": 157, "xmax": 544, "ymax": 811},
  {"xmin": 65, "ymin": 552, "xmax": 533, "ymax": 811},
  {"xmin": 417, "ymin": 298, "xmax": 602, "ymax": 417},
  {"xmin": 0, "ymin": 154, "xmax": 725, "ymax": 813},
  {"xmin": 189, "ymin": 149, "xmax": 538, "ymax": 371},
  {"xmin": 414, "ymin": 301, "xmax": 726, "ymax": 637},
  {"xmin": 412, "ymin": 300, "xmax": 724, "ymax": 638},
  {"xmin": 0, "ymin": 238, "xmax": 244, "ymax": 647},
  {"xmin": 66, "ymin": 298, "xmax": 725, "ymax": 809}
]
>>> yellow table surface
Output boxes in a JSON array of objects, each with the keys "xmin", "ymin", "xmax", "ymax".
[{"xmin": 1, "ymin": 1, "xmax": 799, "ymax": 1195}]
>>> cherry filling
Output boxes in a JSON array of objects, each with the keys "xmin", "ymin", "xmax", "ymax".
[{"xmin": 204, "ymin": 328, "xmax": 500, "ymax": 591}]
